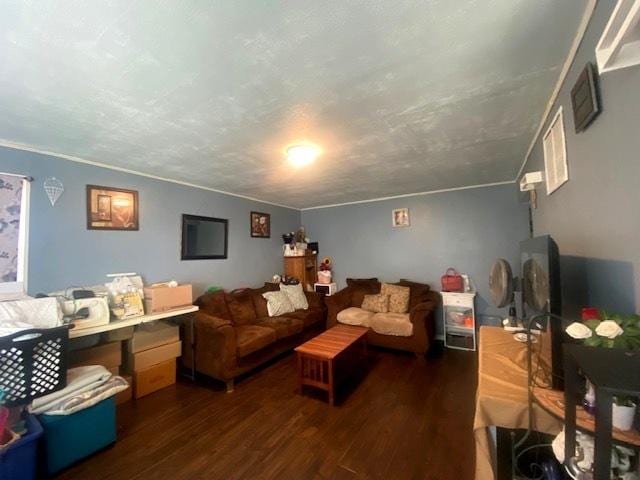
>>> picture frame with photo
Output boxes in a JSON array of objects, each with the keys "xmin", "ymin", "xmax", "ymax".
[
  {"xmin": 250, "ymin": 211, "xmax": 271, "ymax": 238},
  {"xmin": 87, "ymin": 185, "xmax": 139, "ymax": 231},
  {"xmin": 392, "ymin": 208, "xmax": 410, "ymax": 227}
]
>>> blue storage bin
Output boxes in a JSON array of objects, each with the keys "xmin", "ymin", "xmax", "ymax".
[
  {"xmin": 39, "ymin": 396, "xmax": 116, "ymax": 475},
  {"xmin": 0, "ymin": 413, "xmax": 43, "ymax": 480}
]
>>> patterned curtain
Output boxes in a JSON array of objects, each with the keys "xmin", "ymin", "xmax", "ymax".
[{"xmin": 0, "ymin": 174, "xmax": 24, "ymax": 283}]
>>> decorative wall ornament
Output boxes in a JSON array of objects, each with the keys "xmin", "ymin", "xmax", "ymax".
[{"xmin": 43, "ymin": 177, "xmax": 64, "ymax": 206}]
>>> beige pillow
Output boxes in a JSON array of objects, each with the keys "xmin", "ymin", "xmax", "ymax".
[
  {"xmin": 262, "ymin": 291, "xmax": 295, "ymax": 317},
  {"xmin": 279, "ymin": 283, "xmax": 309, "ymax": 310},
  {"xmin": 381, "ymin": 283, "xmax": 410, "ymax": 313},
  {"xmin": 361, "ymin": 294, "xmax": 390, "ymax": 313}
]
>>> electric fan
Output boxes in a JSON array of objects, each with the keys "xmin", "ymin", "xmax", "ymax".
[
  {"xmin": 489, "ymin": 258, "xmax": 520, "ymax": 327},
  {"xmin": 489, "ymin": 258, "xmax": 514, "ymax": 308}
]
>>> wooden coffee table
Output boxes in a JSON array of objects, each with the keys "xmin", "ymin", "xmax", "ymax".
[{"xmin": 294, "ymin": 324, "xmax": 368, "ymax": 405}]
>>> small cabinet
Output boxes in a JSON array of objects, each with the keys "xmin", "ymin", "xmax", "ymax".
[
  {"xmin": 442, "ymin": 291, "xmax": 476, "ymax": 351},
  {"xmin": 284, "ymin": 252, "xmax": 317, "ymax": 291}
]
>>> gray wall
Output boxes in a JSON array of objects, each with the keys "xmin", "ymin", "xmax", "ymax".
[
  {"xmin": 522, "ymin": 0, "xmax": 640, "ymax": 315},
  {"xmin": 302, "ymin": 184, "xmax": 530, "ymax": 331},
  {"xmin": 0, "ymin": 146, "xmax": 300, "ymax": 295}
]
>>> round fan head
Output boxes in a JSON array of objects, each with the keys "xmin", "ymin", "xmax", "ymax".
[
  {"xmin": 489, "ymin": 258, "xmax": 514, "ymax": 308},
  {"xmin": 522, "ymin": 258, "xmax": 549, "ymax": 312}
]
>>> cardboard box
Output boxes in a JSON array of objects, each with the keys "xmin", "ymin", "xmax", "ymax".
[
  {"xmin": 107, "ymin": 366, "xmax": 120, "ymax": 377},
  {"xmin": 70, "ymin": 342, "xmax": 122, "ymax": 369},
  {"xmin": 144, "ymin": 284, "xmax": 193, "ymax": 314},
  {"xmin": 127, "ymin": 321, "xmax": 180, "ymax": 354},
  {"xmin": 126, "ymin": 341, "xmax": 181, "ymax": 372},
  {"xmin": 116, "ymin": 375, "xmax": 133, "ymax": 405},
  {"xmin": 133, "ymin": 360, "xmax": 176, "ymax": 399}
]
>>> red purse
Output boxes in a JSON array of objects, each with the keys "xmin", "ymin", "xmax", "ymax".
[{"xmin": 441, "ymin": 268, "xmax": 464, "ymax": 292}]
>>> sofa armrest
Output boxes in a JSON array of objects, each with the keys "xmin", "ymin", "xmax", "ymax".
[
  {"xmin": 324, "ymin": 287, "xmax": 353, "ymax": 328},
  {"xmin": 195, "ymin": 311, "xmax": 232, "ymax": 329},
  {"xmin": 408, "ymin": 292, "xmax": 440, "ymax": 353},
  {"xmin": 304, "ymin": 290, "xmax": 324, "ymax": 310},
  {"xmin": 409, "ymin": 299, "xmax": 438, "ymax": 321},
  {"xmin": 193, "ymin": 312, "xmax": 238, "ymax": 381}
]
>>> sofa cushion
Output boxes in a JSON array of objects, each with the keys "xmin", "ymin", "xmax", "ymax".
[
  {"xmin": 336, "ymin": 307, "xmax": 375, "ymax": 327},
  {"xmin": 346, "ymin": 278, "xmax": 379, "ymax": 289},
  {"xmin": 226, "ymin": 292, "xmax": 257, "ymax": 325},
  {"xmin": 285, "ymin": 308, "xmax": 324, "ymax": 328},
  {"xmin": 195, "ymin": 290, "xmax": 231, "ymax": 319},
  {"xmin": 251, "ymin": 283, "xmax": 279, "ymax": 318},
  {"xmin": 381, "ymin": 283, "xmax": 410, "ymax": 314},
  {"xmin": 361, "ymin": 294, "xmax": 390, "ymax": 313},
  {"xmin": 279, "ymin": 283, "xmax": 309, "ymax": 310},
  {"xmin": 253, "ymin": 294, "xmax": 269, "ymax": 318},
  {"xmin": 263, "ymin": 291, "xmax": 296, "ymax": 317},
  {"xmin": 346, "ymin": 278, "xmax": 381, "ymax": 307},
  {"xmin": 255, "ymin": 316, "xmax": 304, "ymax": 340},
  {"xmin": 397, "ymin": 279, "xmax": 431, "ymax": 310},
  {"xmin": 370, "ymin": 312, "xmax": 413, "ymax": 337},
  {"xmin": 235, "ymin": 325, "xmax": 277, "ymax": 357}
]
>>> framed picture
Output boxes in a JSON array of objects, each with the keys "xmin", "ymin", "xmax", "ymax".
[
  {"xmin": 87, "ymin": 185, "xmax": 139, "ymax": 230},
  {"xmin": 392, "ymin": 208, "xmax": 410, "ymax": 227},
  {"xmin": 250, "ymin": 211, "xmax": 270, "ymax": 238},
  {"xmin": 570, "ymin": 62, "xmax": 600, "ymax": 133}
]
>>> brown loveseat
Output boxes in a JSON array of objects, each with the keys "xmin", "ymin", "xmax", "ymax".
[
  {"xmin": 184, "ymin": 283, "xmax": 326, "ymax": 391},
  {"xmin": 325, "ymin": 278, "xmax": 440, "ymax": 355}
]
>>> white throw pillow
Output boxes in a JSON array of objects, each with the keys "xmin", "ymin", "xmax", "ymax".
[
  {"xmin": 262, "ymin": 291, "xmax": 295, "ymax": 317},
  {"xmin": 279, "ymin": 283, "xmax": 309, "ymax": 311}
]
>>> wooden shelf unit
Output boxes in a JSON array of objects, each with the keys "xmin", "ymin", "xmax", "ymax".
[
  {"xmin": 284, "ymin": 252, "xmax": 317, "ymax": 291},
  {"xmin": 533, "ymin": 387, "xmax": 640, "ymax": 447}
]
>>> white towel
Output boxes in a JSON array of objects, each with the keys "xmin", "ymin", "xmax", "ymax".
[{"xmin": 29, "ymin": 365, "xmax": 112, "ymax": 414}]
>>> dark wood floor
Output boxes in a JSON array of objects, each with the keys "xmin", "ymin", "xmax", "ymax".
[{"xmin": 57, "ymin": 347, "xmax": 477, "ymax": 480}]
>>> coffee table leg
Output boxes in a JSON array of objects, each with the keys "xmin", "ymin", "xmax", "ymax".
[
  {"xmin": 328, "ymin": 359, "xmax": 334, "ymax": 406},
  {"xmin": 297, "ymin": 353, "xmax": 303, "ymax": 394}
]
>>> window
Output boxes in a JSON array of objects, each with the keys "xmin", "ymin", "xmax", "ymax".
[
  {"xmin": 0, "ymin": 173, "xmax": 30, "ymax": 297},
  {"xmin": 543, "ymin": 106, "xmax": 568, "ymax": 195}
]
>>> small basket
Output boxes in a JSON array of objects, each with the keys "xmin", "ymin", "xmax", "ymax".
[{"xmin": 0, "ymin": 327, "xmax": 69, "ymax": 407}]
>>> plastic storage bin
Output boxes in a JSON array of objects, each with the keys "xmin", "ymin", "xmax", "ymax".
[
  {"xmin": 39, "ymin": 396, "xmax": 116, "ymax": 474},
  {"xmin": 0, "ymin": 413, "xmax": 43, "ymax": 480}
]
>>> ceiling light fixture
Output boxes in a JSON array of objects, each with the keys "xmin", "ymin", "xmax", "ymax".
[{"xmin": 286, "ymin": 143, "xmax": 320, "ymax": 167}]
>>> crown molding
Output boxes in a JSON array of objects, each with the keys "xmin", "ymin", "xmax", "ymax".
[
  {"xmin": 300, "ymin": 180, "xmax": 515, "ymax": 211},
  {"xmin": 0, "ymin": 140, "xmax": 300, "ymax": 211}
]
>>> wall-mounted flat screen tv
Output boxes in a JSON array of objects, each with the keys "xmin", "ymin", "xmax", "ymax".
[{"xmin": 181, "ymin": 214, "xmax": 228, "ymax": 260}]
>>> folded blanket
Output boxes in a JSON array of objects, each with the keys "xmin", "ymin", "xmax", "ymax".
[
  {"xmin": 0, "ymin": 297, "xmax": 62, "ymax": 336},
  {"xmin": 30, "ymin": 365, "xmax": 112, "ymax": 414},
  {"xmin": 36, "ymin": 376, "xmax": 129, "ymax": 416}
]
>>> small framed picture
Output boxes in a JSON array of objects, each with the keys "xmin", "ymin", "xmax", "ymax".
[
  {"xmin": 392, "ymin": 208, "xmax": 410, "ymax": 228},
  {"xmin": 87, "ymin": 185, "xmax": 139, "ymax": 231},
  {"xmin": 250, "ymin": 211, "xmax": 271, "ymax": 238}
]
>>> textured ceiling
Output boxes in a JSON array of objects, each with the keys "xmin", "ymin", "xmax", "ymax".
[{"xmin": 0, "ymin": 1, "xmax": 587, "ymax": 208}]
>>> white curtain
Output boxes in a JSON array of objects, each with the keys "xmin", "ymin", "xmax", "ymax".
[{"xmin": 0, "ymin": 173, "xmax": 28, "ymax": 293}]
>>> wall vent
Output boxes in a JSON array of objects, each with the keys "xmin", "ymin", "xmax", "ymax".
[{"xmin": 543, "ymin": 106, "xmax": 568, "ymax": 195}]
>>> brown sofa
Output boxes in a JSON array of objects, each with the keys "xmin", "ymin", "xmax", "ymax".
[
  {"xmin": 325, "ymin": 278, "xmax": 440, "ymax": 355},
  {"xmin": 184, "ymin": 283, "xmax": 326, "ymax": 391}
]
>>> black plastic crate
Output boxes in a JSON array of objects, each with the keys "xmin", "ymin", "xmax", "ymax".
[{"xmin": 0, "ymin": 327, "xmax": 69, "ymax": 407}]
